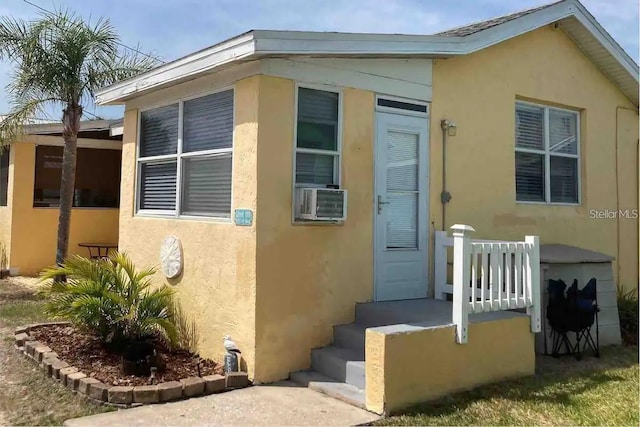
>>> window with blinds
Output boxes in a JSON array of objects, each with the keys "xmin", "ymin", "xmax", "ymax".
[
  {"xmin": 515, "ymin": 102, "xmax": 579, "ymax": 204},
  {"xmin": 295, "ymin": 87, "xmax": 340, "ymax": 187},
  {"xmin": 137, "ymin": 89, "xmax": 234, "ymax": 218},
  {"xmin": 0, "ymin": 147, "xmax": 9, "ymax": 206}
]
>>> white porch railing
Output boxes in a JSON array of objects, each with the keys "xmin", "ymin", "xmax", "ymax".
[{"xmin": 435, "ymin": 224, "xmax": 541, "ymax": 344}]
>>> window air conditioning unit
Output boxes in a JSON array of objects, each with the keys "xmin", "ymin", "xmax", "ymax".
[{"xmin": 296, "ymin": 188, "xmax": 347, "ymax": 221}]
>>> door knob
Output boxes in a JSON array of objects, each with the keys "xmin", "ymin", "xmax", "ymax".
[{"xmin": 377, "ymin": 195, "xmax": 390, "ymax": 214}]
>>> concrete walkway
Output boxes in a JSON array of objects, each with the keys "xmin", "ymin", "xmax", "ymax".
[{"xmin": 64, "ymin": 381, "xmax": 380, "ymax": 426}]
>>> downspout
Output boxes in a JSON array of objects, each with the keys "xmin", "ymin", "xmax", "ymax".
[
  {"xmin": 614, "ymin": 106, "xmax": 639, "ymax": 287},
  {"xmin": 440, "ymin": 120, "xmax": 453, "ymax": 230}
]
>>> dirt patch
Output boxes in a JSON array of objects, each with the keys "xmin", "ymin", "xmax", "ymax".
[
  {"xmin": 30, "ymin": 324, "xmax": 223, "ymax": 386},
  {"xmin": 0, "ymin": 277, "xmax": 44, "ymax": 302}
]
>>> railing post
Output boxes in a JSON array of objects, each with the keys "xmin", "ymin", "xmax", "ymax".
[
  {"xmin": 451, "ymin": 224, "xmax": 475, "ymax": 344},
  {"xmin": 434, "ymin": 231, "xmax": 447, "ymax": 300},
  {"xmin": 525, "ymin": 235, "xmax": 541, "ymax": 333}
]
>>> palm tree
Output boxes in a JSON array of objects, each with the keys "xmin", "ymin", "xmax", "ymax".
[{"xmin": 0, "ymin": 9, "xmax": 157, "ymax": 267}]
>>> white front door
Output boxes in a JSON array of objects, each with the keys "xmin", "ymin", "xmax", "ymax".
[{"xmin": 374, "ymin": 111, "xmax": 429, "ymax": 301}]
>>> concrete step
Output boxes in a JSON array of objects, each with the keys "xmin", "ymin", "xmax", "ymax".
[
  {"xmin": 311, "ymin": 345, "xmax": 366, "ymax": 390},
  {"xmin": 333, "ymin": 323, "xmax": 366, "ymax": 354},
  {"xmin": 290, "ymin": 370, "xmax": 366, "ymax": 409}
]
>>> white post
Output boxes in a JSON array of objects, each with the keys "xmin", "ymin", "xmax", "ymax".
[
  {"xmin": 434, "ymin": 231, "xmax": 447, "ymax": 300},
  {"xmin": 525, "ymin": 235, "xmax": 541, "ymax": 333},
  {"xmin": 451, "ymin": 224, "xmax": 475, "ymax": 344}
]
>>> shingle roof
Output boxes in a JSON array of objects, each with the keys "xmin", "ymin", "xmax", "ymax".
[{"xmin": 434, "ymin": 1, "xmax": 564, "ymax": 37}]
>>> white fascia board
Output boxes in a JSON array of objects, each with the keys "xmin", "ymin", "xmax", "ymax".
[
  {"xmin": 569, "ymin": 0, "xmax": 639, "ymax": 82},
  {"xmin": 23, "ymin": 119, "xmax": 121, "ymax": 134},
  {"xmin": 252, "ymin": 30, "xmax": 466, "ymax": 55},
  {"xmin": 95, "ymin": 32, "xmax": 257, "ymax": 105}
]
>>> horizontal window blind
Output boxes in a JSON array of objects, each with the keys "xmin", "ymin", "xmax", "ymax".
[
  {"xmin": 0, "ymin": 147, "xmax": 9, "ymax": 206},
  {"xmin": 387, "ymin": 194, "xmax": 418, "ymax": 249},
  {"xmin": 296, "ymin": 153, "xmax": 334, "ymax": 185},
  {"xmin": 139, "ymin": 161, "xmax": 177, "ymax": 210},
  {"xmin": 549, "ymin": 109, "xmax": 577, "ymax": 154},
  {"xmin": 515, "ymin": 152, "xmax": 545, "ymax": 202},
  {"xmin": 550, "ymin": 156, "xmax": 578, "ymax": 203},
  {"xmin": 183, "ymin": 90, "xmax": 234, "ymax": 153},
  {"xmin": 181, "ymin": 155, "xmax": 232, "ymax": 217},
  {"xmin": 298, "ymin": 88, "xmax": 338, "ymax": 123},
  {"xmin": 387, "ymin": 131, "xmax": 418, "ymax": 191},
  {"xmin": 140, "ymin": 104, "xmax": 179, "ymax": 157},
  {"xmin": 515, "ymin": 104, "xmax": 544, "ymax": 150}
]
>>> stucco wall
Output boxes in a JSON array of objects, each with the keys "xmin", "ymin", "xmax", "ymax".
[
  {"xmin": 118, "ymin": 76, "xmax": 259, "ymax": 378},
  {"xmin": 7, "ymin": 142, "xmax": 120, "ymax": 275},
  {"xmin": 365, "ymin": 317, "xmax": 535, "ymax": 414},
  {"xmin": 254, "ymin": 76, "xmax": 375, "ymax": 382},
  {"xmin": 430, "ymin": 25, "xmax": 639, "ymax": 291}
]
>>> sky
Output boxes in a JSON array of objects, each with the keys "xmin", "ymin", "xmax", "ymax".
[{"xmin": 0, "ymin": 0, "xmax": 638, "ymax": 120}]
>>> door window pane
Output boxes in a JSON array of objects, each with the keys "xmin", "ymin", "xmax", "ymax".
[
  {"xmin": 387, "ymin": 131, "xmax": 418, "ymax": 191},
  {"xmin": 386, "ymin": 130, "xmax": 419, "ymax": 249},
  {"xmin": 386, "ymin": 193, "xmax": 418, "ymax": 249}
]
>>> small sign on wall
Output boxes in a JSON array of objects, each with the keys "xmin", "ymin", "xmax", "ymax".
[{"xmin": 234, "ymin": 209, "xmax": 253, "ymax": 226}]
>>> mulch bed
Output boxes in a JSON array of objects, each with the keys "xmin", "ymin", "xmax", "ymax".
[{"xmin": 30, "ymin": 324, "xmax": 223, "ymax": 386}]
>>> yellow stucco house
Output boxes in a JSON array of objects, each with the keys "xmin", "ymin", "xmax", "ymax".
[
  {"xmin": 95, "ymin": 0, "xmax": 638, "ymax": 414},
  {"xmin": 0, "ymin": 120, "xmax": 123, "ymax": 275}
]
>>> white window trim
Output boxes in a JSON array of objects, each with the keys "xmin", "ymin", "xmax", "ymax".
[
  {"xmin": 292, "ymin": 82, "xmax": 343, "ymax": 223},
  {"xmin": 515, "ymin": 100, "xmax": 581, "ymax": 206},
  {"xmin": 135, "ymin": 86, "xmax": 235, "ymax": 221}
]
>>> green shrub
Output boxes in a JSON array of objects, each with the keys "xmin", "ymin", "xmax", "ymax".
[
  {"xmin": 40, "ymin": 252, "xmax": 177, "ymax": 350},
  {"xmin": 617, "ymin": 285, "xmax": 638, "ymax": 346}
]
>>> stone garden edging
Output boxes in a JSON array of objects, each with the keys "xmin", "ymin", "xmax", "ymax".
[{"xmin": 14, "ymin": 322, "xmax": 249, "ymax": 407}]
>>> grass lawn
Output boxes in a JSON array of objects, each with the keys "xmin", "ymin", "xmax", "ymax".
[
  {"xmin": 0, "ymin": 278, "xmax": 113, "ymax": 426},
  {"xmin": 377, "ymin": 345, "xmax": 639, "ymax": 426}
]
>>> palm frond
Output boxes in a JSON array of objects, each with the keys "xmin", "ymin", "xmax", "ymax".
[{"xmin": 40, "ymin": 252, "xmax": 180, "ymax": 349}]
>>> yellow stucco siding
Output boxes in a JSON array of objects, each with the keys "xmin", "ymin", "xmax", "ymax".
[
  {"xmin": 253, "ymin": 76, "xmax": 375, "ymax": 383},
  {"xmin": 365, "ymin": 317, "xmax": 535, "ymax": 414},
  {"xmin": 5, "ymin": 142, "xmax": 120, "ymax": 275},
  {"xmin": 430, "ymin": 25, "xmax": 639, "ymax": 290},
  {"xmin": 118, "ymin": 76, "xmax": 259, "ymax": 378}
]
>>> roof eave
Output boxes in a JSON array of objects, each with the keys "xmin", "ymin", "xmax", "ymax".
[{"xmin": 95, "ymin": 32, "xmax": 257, "ymax": 105}]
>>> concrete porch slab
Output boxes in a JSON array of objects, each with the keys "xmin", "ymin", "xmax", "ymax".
[
  {"xmin": 356, "ymin": 298, "xmax": 527, "ymax": 330},
  {"xmin": 64, "ymin": 381, "xmax": 380, "ymax": 426}
]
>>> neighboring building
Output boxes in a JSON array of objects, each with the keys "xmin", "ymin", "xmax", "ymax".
[
  {"xmin": 95, "ymin": 0, "xmax": 638, "ymax": 413},
  {"xmin": 0, "ymin": 120, "xmax": 123, "ymax": 275}
]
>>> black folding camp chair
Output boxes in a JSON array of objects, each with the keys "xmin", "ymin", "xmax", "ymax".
[{"xmin": 546, "ymin": 277, "xmax": 600, "ymax": 359}]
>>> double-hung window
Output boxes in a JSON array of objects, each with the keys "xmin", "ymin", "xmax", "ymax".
[
  {"xmin": 515, "ymin": 102, "xmax": 580, "ymax": 204},
  {"xmin": 295, "ymin": 87, "xmax": 341, "ymax": 187},
  {"xmin": 137, "ymin": 89, "xmax": 234, "ymax": 218}
]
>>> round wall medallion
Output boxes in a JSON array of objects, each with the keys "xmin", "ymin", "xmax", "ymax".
[{"xmin": 160, "ymin": 235, "xmax": 183, "ymax": 279}]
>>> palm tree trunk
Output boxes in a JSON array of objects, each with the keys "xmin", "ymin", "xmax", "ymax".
[{"xmin": 56, "ymin": 104, "xmax": 82, "ymax": 267}]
